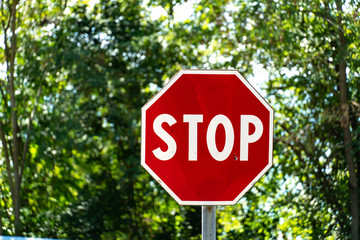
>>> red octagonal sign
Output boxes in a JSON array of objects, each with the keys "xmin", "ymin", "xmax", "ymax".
[{"xmin": 141, "ymin": 70, "xmax": 274, "ymax": 205}]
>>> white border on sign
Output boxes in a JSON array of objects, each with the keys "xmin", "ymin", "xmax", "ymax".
[{"xmin": 141, "ymin": 69, "xmax": 274, "ymax": 206}]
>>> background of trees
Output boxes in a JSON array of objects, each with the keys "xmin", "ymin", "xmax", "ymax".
[{"xmin": 0, "ymin": 0, "xmax": 359, "ymax": 239}]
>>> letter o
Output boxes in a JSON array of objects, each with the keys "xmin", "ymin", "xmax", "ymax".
[{"xmin": 206, "ymin": 114, "xmax": 234, "ymax": 161}]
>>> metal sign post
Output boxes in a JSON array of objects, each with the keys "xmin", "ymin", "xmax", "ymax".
[{"xmin": 202, "ymin": 206, "xmax": 216, "ymax": 240}]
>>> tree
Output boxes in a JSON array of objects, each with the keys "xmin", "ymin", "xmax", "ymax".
[
  {"xmin": 191, "ymin": 0, "xmax": 360, "ymax": 238},
  {"xmin": 1, "ymin": 0, "xmax": 206, "ymax": 237},
  {"xmin": 1, "ymin": 0, "xmax": 22, "ymax": 234},
  {"xmin": 1, "ymin": 0, "xmax": 359, "ymax": 238},
  {"xmin": 26, "ymin": 0, "xmax": 205, "ymax": 238},
  {"xmin": 0, "ymin": 0, "xmax": 37, "ymax": 235},
  {"xmin": 0, "ymin": 0, "xmax": 71, "ymax": 235}
]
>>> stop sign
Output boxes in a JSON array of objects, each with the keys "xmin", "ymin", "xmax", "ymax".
[{"xmin": 141, "ymin": 70, "xmax": 273, "ymax": 205}]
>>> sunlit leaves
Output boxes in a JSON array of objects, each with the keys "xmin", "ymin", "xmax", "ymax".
[{"xmin": 1, "ymin": 0, "xmax": 359, "ymax": 238}]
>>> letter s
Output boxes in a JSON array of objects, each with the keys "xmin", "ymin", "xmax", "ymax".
[{"xmin": 152, "ymin": 114, "xmax": 177, "ymax": 160}]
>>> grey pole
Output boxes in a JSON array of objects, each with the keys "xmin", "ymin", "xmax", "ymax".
[{"xmin": 202, "ymin": 206, "xmax": 216, "ymax": 240}]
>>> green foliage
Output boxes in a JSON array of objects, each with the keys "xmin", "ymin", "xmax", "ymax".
[
  {"xmin": 0, "ymin": 0, "xmax": 359, "ymax": 239},
  {"xmin": 194, "ymin": 0, "xmax": 360, "ymax": 238},
  {"xmin": 12, "ymin": 0, "xmax": 206, "ymax": 238}
]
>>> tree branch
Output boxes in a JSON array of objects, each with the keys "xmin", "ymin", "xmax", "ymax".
[
  {"xmin": 0, "ymin": 120, "xmax": 15, "ymax": 195},
  {"xmin": 7, "ymin": 0, "xmax": 22, "ymax": 235},
  {"xmin": 336, "ymin": 1, "xmax": 359, "ymax": 239},
  {"xmin": 8, "ymin": 0, "xmax": 20, "ymax": 179},
  {"xmin": 0, "ymin": 83, "xmax": 9, "ymax": 111},
  {"xmin": 1, "ymin": 3, "xmax": 11, "ymax": 87},
  {"xmin": 305, "ymin": 9, "xmax": 336, "ymax": 26}
]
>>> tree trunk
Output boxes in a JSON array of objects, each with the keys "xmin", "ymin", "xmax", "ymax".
[
  {"xmin": 8, "ymin": 0, "xmax": 22, "ymax": 235},
  {"xmin": 339, "ymin": 64, "xmax": 359, "ymax": 240},
  {"xmin": 13, "ymin": 187, "xmax": 21, "ymax": 235},
  {"xmin": 336, "ymin": 2, "xmax": 359, "ymax": 239}
]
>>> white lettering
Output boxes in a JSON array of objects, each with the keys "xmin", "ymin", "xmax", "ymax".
[
  {"xmin": 183, "ymin": 114, "xmax": 203, "ymax": 161},
  {"xmin": 152, "ymin": 114, "xmax": 264, "ymax": 162},
  {"xmin": 206, "ymin": 114, "xmax": 234, "ymax": 161},
  {"xmin": 240, "ymin": 115, "xmax": 263, "ymax": 161},
  {"xmin": 152, "ymin": 114, "xmax": 177, "ymax": 160}
]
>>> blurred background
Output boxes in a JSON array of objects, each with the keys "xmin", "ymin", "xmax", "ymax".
[{"xmin": 0, "ymin": 0, "xmax": 359, "ymax": 239}]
